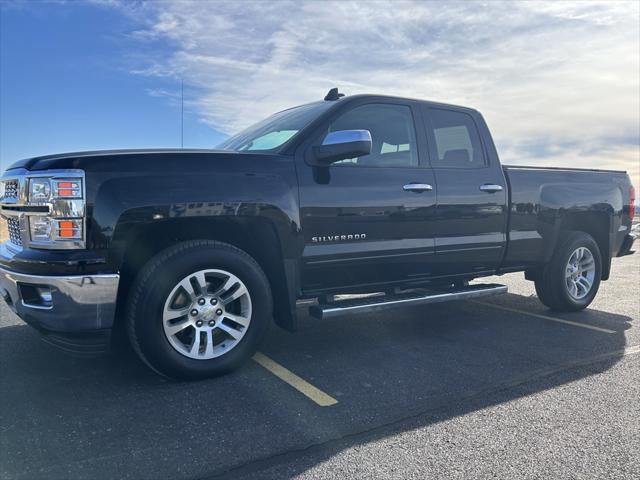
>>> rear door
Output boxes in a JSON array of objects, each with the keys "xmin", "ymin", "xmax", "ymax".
[
  {"xmin": 296, "ymin": 100, "xmax": 438, "ymax": 293},
  {"xmin": 421, "ymin": 106, "xmax": 508, "ymax": 276}
]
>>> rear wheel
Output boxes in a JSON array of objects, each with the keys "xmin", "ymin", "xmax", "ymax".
[
  {"xmin": 126, "ymin": 240, "xmax": 272, "ymax": 380},
  {"xmin": 534, "ymin": 231, "xmax": 601, "ymax": 312}
]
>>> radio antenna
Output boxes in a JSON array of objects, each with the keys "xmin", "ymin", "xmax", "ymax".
[{"xmin": 180, "ymin": 78, "xmax": 184, "ymax": 148}]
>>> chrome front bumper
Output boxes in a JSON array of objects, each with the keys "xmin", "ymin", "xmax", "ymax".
[{"xmin": 0, "ymin": 266, "xmax": 120, "ymax": 333}]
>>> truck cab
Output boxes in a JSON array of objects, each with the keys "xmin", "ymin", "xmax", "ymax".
[{"xmin": 292, "ymin": 95, "xmax": 508, "ymax": 292}]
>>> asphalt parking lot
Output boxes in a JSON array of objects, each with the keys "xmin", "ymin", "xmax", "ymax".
[{"xmin": 1, "ymin": 253, "xmax": 638, "ymax": 480}]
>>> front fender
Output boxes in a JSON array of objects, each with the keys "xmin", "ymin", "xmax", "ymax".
[{"xmin": 89, "ymin": 166, "xmax": 301, "ymax": 262}]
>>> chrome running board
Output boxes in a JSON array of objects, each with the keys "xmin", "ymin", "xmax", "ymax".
[{"xmin": 309, "ymin": 283, "xmax": 507, "ymax": 320}]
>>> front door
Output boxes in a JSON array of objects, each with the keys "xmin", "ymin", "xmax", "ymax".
[{"xmin": 296, "ymin": 101, "xmax": 437, "ymax": 293}]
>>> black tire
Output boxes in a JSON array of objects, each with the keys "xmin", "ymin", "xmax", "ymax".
[
  {"xmin": 126, "ymin": 240, "xmax": 272, "ymax": 380},
  {"xmin": 534, "ymin": 231, "xmax": 602, "ymax": 312},
  {"xmin": 533, "ymin": 280, "xmax": 552, "ymax": 308}
]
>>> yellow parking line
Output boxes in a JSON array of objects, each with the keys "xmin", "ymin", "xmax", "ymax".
[
  {"xmin": 470, "ymin": 300, "xmax": 617, "ymax": 334},
  {"xmin": 253, "ymin": 352, "xmax": 338, "ymax": 407}
]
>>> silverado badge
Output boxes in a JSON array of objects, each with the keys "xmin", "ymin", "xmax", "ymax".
[{"xmin": 311, "ymin": 234, "xmax": 367, "ymax": 243}]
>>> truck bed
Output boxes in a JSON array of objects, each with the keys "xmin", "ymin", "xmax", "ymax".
[{"xmin": 501, "ymin": 164, "xmax": 633, "ymax": 271}]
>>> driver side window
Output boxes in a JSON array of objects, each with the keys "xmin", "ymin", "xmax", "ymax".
[{"xmin": 328, "ymin": 104, "xmax": 418, "ymax": 167}]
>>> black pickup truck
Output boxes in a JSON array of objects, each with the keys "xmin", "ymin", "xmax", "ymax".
[{"xmin": 1, "ymin": 90, "xmax": 636, "ymax": 379}]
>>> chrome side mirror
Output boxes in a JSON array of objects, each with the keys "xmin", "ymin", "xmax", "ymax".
[{"xmin": 312, "ymin": 130, "xmax": 372, "ymax": 165}]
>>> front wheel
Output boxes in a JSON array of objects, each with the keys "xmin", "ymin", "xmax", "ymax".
[
  {"xmin": 534, "ymin": 231, "xmax": 601, "ymax": 312},
  {"xmin": 126, "ymin": 240, "xmax": 272, "ymax": 380}
]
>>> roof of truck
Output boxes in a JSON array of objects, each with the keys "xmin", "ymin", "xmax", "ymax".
[{"xmin": 326, "ymin": 93, "xmax": 481, "ymax": 114}]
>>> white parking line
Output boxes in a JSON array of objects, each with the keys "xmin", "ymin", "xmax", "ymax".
[
  {"xmin": 470, "ymin": 300, "xmax": 617, "ymax": 334},
  {"xmin": 253, "ymin": 352, "xmax": 338, "ymax": 407}
]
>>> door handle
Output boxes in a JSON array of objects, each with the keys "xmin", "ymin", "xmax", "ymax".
[
  {"xmin": 403, "ymin": 183, "xmax": 433, "ymax": 193},
  {"xmin": 479, "ymin": 184, "xmax": 503, "ymax": 193}
]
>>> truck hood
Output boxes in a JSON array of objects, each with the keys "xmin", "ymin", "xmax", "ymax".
[{"xmin": 5, "ymin": 148, "xmax": 250, "ymax": 172}]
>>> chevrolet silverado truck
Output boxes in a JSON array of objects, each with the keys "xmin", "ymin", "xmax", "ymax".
[{"xmin": 1, "ymin": 89, "xmax": 636, "ymax": 379}]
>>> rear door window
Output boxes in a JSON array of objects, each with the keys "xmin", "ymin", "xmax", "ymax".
[{"xmin": 425, "ymin": 108, "xmax": 486, "ymax": 168}]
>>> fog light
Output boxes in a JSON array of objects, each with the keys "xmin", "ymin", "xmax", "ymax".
[
  {"xmin": 18, "ymin": 284, "xmax": 53, "ymax": 308},
  {"xmin": 36, "ymin": 287, "xmax": 52, "ymax": 304}
]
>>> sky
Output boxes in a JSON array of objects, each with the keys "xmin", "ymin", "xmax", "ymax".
[{"xmin": 0, "ymin": 0, "xmax": 638, "ymax": 188}]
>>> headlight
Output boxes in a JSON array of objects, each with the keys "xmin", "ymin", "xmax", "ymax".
[
  {"xmin": 29, "ymin": 178, "xmax": 52, "ymax": 202},
  {"xmin": 26, "ymin": 173, "xmax": 85, "ymax": 249},
  {"xmin": 29, "ymin": 217, "xmax": 83, "ymax": 242},
  {"xmin": 29, "ymin": 217, "xmax": 52, "ymax": 241},
  {"xmin": 30, "ymin": 177, "xmax": 83, "ymax": 201}
]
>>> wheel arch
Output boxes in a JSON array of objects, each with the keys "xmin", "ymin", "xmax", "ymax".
[
  {"xmin": 542, "ymin": 210, "xmax": 612, "ymax": 280},
  {"xmin": 113, "ymin": 216, "xmax": 299, "ymax": 334}
]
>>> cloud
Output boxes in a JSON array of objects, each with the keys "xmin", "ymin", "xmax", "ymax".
[{"xmin": 108, "ymin": 0, "xmax": 639, "ymax": 186}]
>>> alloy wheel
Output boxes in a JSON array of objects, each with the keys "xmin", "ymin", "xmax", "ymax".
[
  {"xmin": 162, "ymin": 269, "xmax": 252, "ymax": 359},
  {"xmin": 564, "ymin": 247, "xmax": 596, "ymax": 300}
]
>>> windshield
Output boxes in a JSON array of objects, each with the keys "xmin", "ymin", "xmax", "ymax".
[{"xmin": 218, "ymin": 101, "xmax": 333, "ymax": 152}]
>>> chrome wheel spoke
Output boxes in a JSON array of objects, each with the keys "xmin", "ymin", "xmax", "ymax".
[
  {"xmin": 178, "ymin": 278, "xmax": 197, "ymax": 298},
  {"xmin": 569, "ymin": 251, "xmax": 578, "ymax": 265},
  {"xmin": 577, "ymin": 276, "xmax": 591, "ymax": 293},
  {"xmin": 213, "ymin": 275, "xmax": 239, "ymax": 297},
  {"xmin": 580, "ymin": 258, "xmax": 594, "ymax": 270},
  {"xmin": 193, "ymin": 271, "xmax": 208, "ymax": 294},
  {"xmin": 190, "ymin": 331, "xmax": 202, "ymax": 356},
  {"xmin": 163, "ymin": 307, "xmax": 191, "ymax": 322},
  {"xmin": 223, "ymin": 284, "xmax": 248, "ymax": 305},
  {"xmin": 165, "ymin": 319, "xmax": 191, "ymax": 336},
  {"xmin": 204, "ymin": 329, "xmax": 214, "ymax": 357},
  {"xmin": 216, "ymin": 322, "xmax": 242, "ymax": 340},
  {"xmin": 225, "ymin": 313, "xmax": 250, "ymax": 327},
  {"xmin": 180, "ymin": 271, "xmax": 208, "ymax": 298}
]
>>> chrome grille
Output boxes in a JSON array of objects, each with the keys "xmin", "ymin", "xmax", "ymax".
[
  {"xmin": 6, "ymin": 217, "xmax": 22, "ymax": 246},
  {"xmin": 1, "ymin": 179, "xmax": 19, "ymax": 201}
]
